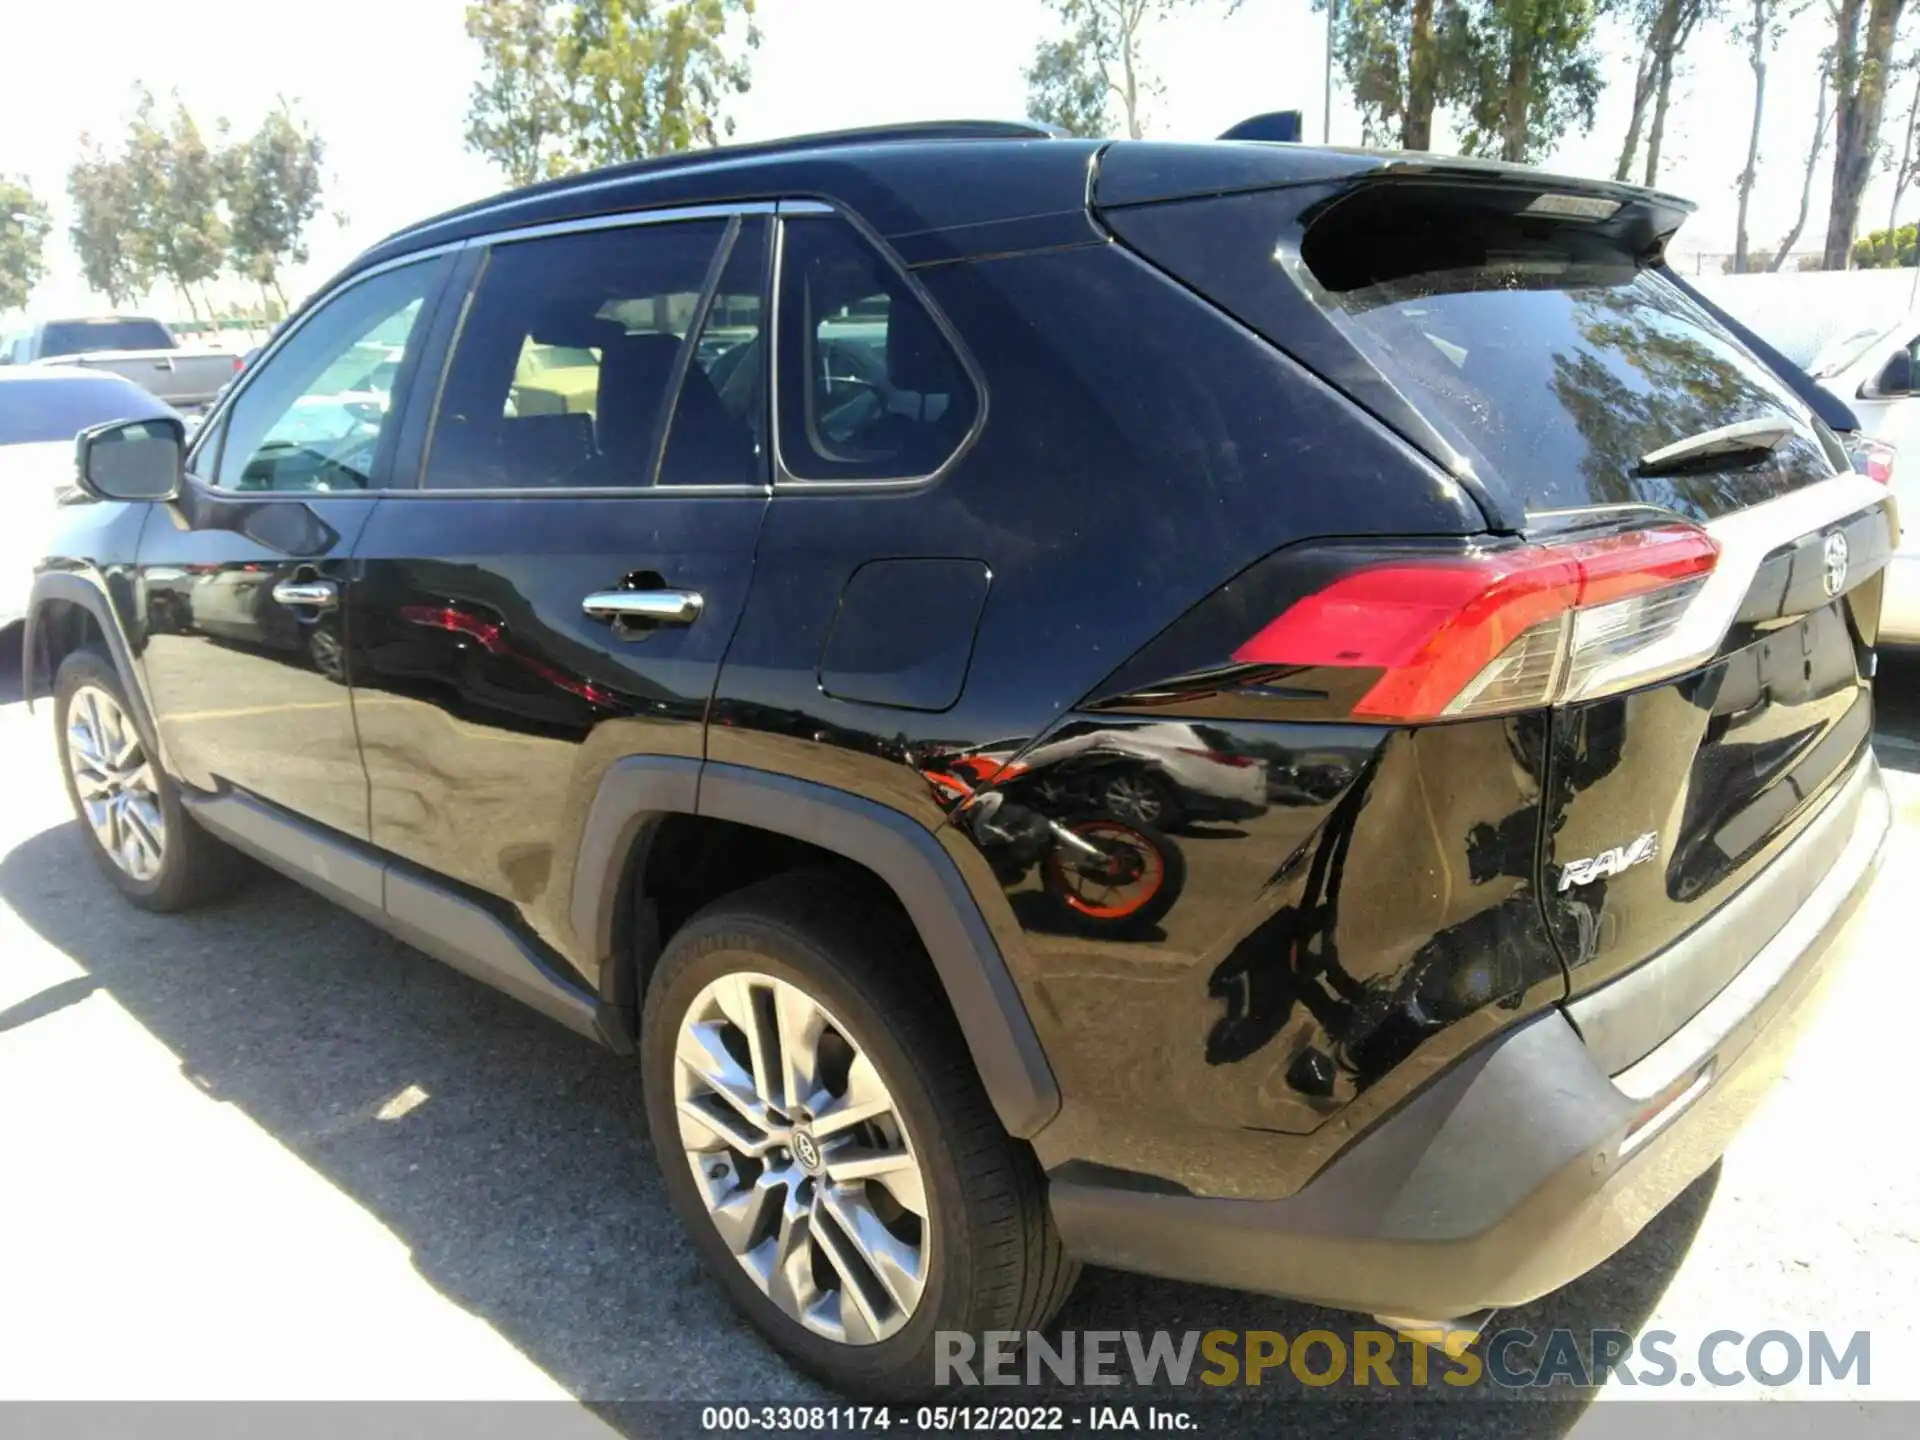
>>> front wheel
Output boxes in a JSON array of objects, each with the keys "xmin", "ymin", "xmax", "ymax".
[
  {"xmin": 641, "ymin": 871, "xmax": 1076, "ymax": 1398},
  {"xmin": 53, "ymin": 649, "xmax": 245, "ymax": 912}
]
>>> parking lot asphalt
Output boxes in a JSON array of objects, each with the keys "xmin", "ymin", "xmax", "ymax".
[{"xmin": 2, "ymin": 630, "xmax": 1917, "ymax": 1431}]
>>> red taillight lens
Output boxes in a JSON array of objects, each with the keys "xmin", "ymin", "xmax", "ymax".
[
  {"xmin": 231, "ymin": 355, "xmax": 245, "ymax": 374},
  {"xmin": 1853, "ymin": 437, "xmax": 1895, "ymax": 486},
  {"xmin": 1231, "ymin": 525, "xmax": 1720, "ymax": 722}
]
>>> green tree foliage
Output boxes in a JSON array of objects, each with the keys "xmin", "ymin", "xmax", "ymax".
[
  {"xmin": 224, "ymin": 103, "xmax": 328, "ymax": 309},
  {"xmin": 1852, "ymin": 220, "xmax": 1919, "ymax": 262},
  {"xmin": 66, "ymin": 88, "xmax": 330, "ymax": 315},
  {"xmin": 1025, "ymin": 0, "xmax": 1193, "ymax": 141},
  {"xmin": 122, "ymin": 89, "xmax": 228, "ymax": 321},
  {"xmin": 1551, "ymin": 287, "xmax": 1799, "ymax": 517},
  {"xmin": 1453, "ymin": 0, "xmax": 1607, "ymax": 162},
  {"xmin": 1615, "ymin": 0, "xmax": 1718, "ymax": 185},
  {"xmin": 1024, "ymin": 24, "xmax": 1114, "ymax": 136},
  {"xmin": 465, "ymin": 0, "xmax": 574, "ymax": 186},
  {"xmin": 66, "ymin": 140, "xmax": 153, "ymax": 308},
  {"xmin": 0, "ymin": 177, "xmax": 52, "ymax": 313},
  {"xmin": 1824, "ymin": 0, "xmax": 1908, "ymax": 268},
  {"xmin": 1324, "ymin": 0, "xmax": 1474, "ymax": 150},
  {"xmin": 464, "ymin": 0, "xmax": 760, "ymax": 183}
]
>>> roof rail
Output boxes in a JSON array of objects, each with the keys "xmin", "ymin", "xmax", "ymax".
[{"xmin": 387, "ymin": 120, "xmax": 1060, "ymax": 244}]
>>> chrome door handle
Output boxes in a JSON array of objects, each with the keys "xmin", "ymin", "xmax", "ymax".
[
  {"xmin": 272, "ymin": 579, "xmax": 339, "ymax": 610},
  {"xmin": 582, "ymin": 589, "xmax": 704, "ymax": 625}
]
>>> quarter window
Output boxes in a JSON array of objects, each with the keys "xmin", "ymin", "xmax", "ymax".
[
  {"xmin": 775, "ymin": 214, "xmax": 979, "ymax": 482},
  {"xmin": 423, "ymin": 219, "xmax": 729, "ymax": 490},
  {"xmin": 213, "ymin": 256, "xmax": 449, "ymax": 492}
]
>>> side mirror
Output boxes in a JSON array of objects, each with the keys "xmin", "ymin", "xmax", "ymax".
[
  {"xmin": 1865, "ymin": 347, "xmax": 1915, "ymax": 399},
  {"xmin": 75, "ymin": 416, "xmax": 186, "ymax": 502}
]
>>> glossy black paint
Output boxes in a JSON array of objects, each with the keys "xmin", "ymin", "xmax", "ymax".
[
  {"xmin": 1542, "ymin": 594, "xmax": 1875, "ymax": 997},
  {"xmin": 347, "ymin": 491, "xmax": 767, "ymax": 966},
  {"xmin": 135, "ymin": 489, "xmax": 374, "ymax": 838},
  {"xmin": 28, "ymin": 128, "xmax": 1879, "ymax": 1221}
]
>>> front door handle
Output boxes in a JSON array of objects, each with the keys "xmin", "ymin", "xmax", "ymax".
[
  {"xmin": 272, "ymin": 579, "xmax": 339, "ymax": 610},
  {"xmin": 582, "ymin": 589, "xmax": 704, "ymax": 626}
]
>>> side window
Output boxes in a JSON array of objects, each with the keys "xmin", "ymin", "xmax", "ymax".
[
  {"xmin": 214, "ymin": 256, "xmax": 449, "ymax": 492},
  {"xmin": 774, "ymin": 214, "xmax": 979, "ymax": 482},
  {"xmin": 423, "ymin": 219, "xmax": 727, "ymax": 491},
  {"xmin": 661, "ymin": 216, "xmax": 769, "ymax": 487}
]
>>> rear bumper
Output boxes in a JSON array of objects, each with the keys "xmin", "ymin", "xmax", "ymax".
[{"xmin": 1049, "ymin": 753, "xmax": 1889, "ymax": 1320}]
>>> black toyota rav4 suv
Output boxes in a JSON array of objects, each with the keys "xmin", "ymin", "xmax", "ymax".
[{"xmin": 28, "ymin": 121, "xmax": 1896, "ymax": 1396}]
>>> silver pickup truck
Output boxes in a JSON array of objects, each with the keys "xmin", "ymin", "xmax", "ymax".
[{"xmin": 0, "ymin": 316, "xmax": 240, "ymax": 413}]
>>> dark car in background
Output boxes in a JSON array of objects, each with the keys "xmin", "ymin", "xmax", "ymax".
[{"xmin": 26, "ymin": 121, "xmax": 1893, "ymax": 1397}]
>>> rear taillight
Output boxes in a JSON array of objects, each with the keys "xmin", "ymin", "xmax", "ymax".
[
  {"xmin": 1847, "ymin": 435, "xmax": 1895, "ymax": 486},
  {"xmin": 1232, "ymin": 525, "xmax": 1719, "ymax": 722},
  {"xmin": 1176, "ymin": 747, "xmax": 1260, "ymax": 767}
]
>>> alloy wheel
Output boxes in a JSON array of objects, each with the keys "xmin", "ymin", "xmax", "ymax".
[
  {"xmin": 65, "ymin": 684, "xmax": 166, "ymax": 883},
  {"xmin": 673, "ymin": 970, "xmax": 931, "ymax": 1345},
  {"xmin": 1103, "ymin": 773, "xmax": 1165, "ymax": 826}
]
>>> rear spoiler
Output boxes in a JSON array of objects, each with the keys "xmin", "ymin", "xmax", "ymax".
[{"xmin": 1659, "ymin": 267, "xmax": 1861, "ymax": 435}]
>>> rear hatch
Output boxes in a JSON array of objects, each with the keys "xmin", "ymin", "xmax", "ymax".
[{"xmin": 1096, "ymin": 145, "xmax": 1896, "ymax": 1014}]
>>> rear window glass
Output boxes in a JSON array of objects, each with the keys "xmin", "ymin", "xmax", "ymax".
[
  {"xmin": 39, "ymin": 319, "xmax": 173, "ymax": 357},
  {"xmin": 1109, "ymin": 184, "xmax": 1843, "ymax": 522},
  {"xmin": 1323, "ymin": 264, "xmax": 1840, "ymax": 518},
  {"xmin": 0, "ymin": 375, "xmax": 170, "ymax": 445}
]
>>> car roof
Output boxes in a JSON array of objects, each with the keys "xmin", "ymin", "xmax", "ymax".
[
  {"xmin": 0, "ymin": 366, "xmax": 149, "ymax": 384},
  {"xmin": 342, "ymin": 123, "xmax": 1103, "ymax": 284}
]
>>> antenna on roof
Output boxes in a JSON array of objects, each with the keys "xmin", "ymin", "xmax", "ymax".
[{"xmin": 1218, "ymin": 110, "xmax": 1304, "ymax": 143}]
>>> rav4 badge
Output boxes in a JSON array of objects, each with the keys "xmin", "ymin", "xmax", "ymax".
[{"xmin": 1558, "ymin": 832, "xmax": 1660, "ymax": 891}]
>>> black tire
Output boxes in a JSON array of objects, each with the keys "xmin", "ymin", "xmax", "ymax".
[
  {"xmin": 640, "ymin": 869, "xmax": 1077, "ymax": 1399},
  {"xmin": 53, "ymin": 648, "xmax": 247, "ymax": 912}
]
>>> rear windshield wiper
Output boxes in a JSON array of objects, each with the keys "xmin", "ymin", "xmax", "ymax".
[{"xmin": 1637, "ymin": 417, "xmax": 1796, "ymax": 477}]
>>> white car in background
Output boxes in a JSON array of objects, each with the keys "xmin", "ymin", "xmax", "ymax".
[
  {"xmin": 1800, "ymin": 316, "xmax": 1920, "ymax": 643},
  {"xmin": 0, "ymin": 369, "xmax": 178, "ymax": 632}
]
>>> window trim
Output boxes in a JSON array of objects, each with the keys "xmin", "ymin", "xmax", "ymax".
[
  {"xmin": 183, "ymin": 246, "xmax": 462, "ymax": 500},
  {"xmin": 388, "ymin": 201, "xmax": 778, "ymax": 501},
  {"xmin": 185, "ymin": 194, "xmax": 985, "ymax": 504},
  {"xmin": 767, "ymin": 200, "xmax": 988, "ymax": 493}
]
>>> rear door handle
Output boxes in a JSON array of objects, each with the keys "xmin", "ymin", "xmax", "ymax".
[
  {"xmin": 582, "ymin": 589, "xmax": 704, "ymax": 626},
  {"xmin": 272, "ymin": 579, "xmax": 339, "ymax": 610}
]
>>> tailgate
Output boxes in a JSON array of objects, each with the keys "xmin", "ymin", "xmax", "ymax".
[{"xmin": 1096, "ymin": 150, "xmax": 1897, "ymax": 1016}]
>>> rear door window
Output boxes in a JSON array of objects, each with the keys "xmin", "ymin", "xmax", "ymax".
[
  {"xmin": 424, "ymin": 218, "xmax": 728, "ymax": 490},
  {"xmin": 774, "ymin": 214, "xmax": 979, "ymax": 482}
]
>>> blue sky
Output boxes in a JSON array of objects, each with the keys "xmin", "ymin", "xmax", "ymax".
[{"xmin": 0, "ymin": 0, "xmax": 1885, "ymax": 318}]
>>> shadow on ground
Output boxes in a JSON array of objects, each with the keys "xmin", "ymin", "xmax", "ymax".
[{"xmin": 0, "ymin": 812, "xmax": 1712, "ymax": 1432}]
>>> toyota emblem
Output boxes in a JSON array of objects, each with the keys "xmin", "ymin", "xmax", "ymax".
[{"xmin": 1823, "ymin": 531, "xmax": 1850, "ymax": 598}]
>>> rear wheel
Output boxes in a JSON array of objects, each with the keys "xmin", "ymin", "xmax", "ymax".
[
  {"xmin": 641, "ymin": 871, "xmax": 1076, "ymax": 1398},
  {"xmin": 1042, "ymin": 814, "xmax": 1185, "ymax": 936},
  {"xmin": 54, "ymin": 649, "xmax": 245, "ymax": 912}
]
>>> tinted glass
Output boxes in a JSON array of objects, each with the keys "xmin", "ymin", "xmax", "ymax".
[
  {"xmin": 39, "ymin": 319, "xmax": 173, "ymax": 356},
  {"xmin": 1112, "ymin": 185, "xmax": 1842, "ymax": 521},
  {"xmin": 775, "ymin": 215, "xmax": 979, "ymax": 482},
  {"xmin": 1325, "ymin": 266, "xmax": 1840, "ymax": 519},
  {"xmin": 660, "ymin": 216, "xmax": 768, "ymax": 487},
  {"xmin": 0, "ymin": 375, "xmax": 170, "ymax": 445},
  {"xmin": 215, "ymin": 256, "xmax": 449, "ymax": 492},
  {"xmin": 424, "ymin": 219, "xmax": 725, "ymax": 490}
]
